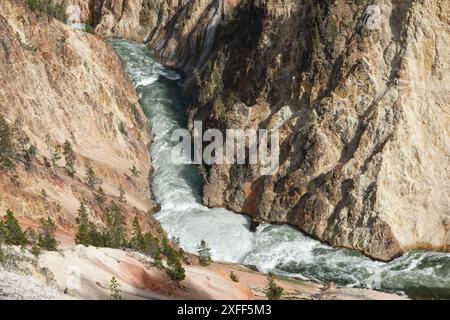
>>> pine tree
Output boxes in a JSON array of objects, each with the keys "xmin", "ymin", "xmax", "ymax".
[
  {"xmin": 118, "ymin": 185, "xmax": 126, "ymax": 203},
  {"xmin": 129, "ymin": 216, "xmax": 145, "ymax": 252},
  {"xmin": 143, "ymin": 232, "xmax": 163, "ymax": 269},
  {"xmin": 95, "ymin": 186, "xmax": 106, "ymax": 204},
  {"xmin": 84, "ymin": 161, "xmax": 102, "ymax": 189},
  {"xmin": 75, "ymin": 203, "xmax": 90, "ymax": 246},
  {"xmin": 0, "ymin": 115, "xmax": 15, "ymax": 171},
  {"xmin": 38, "ymin": 217, "xmax": 58, "ymax": 251},
  {"xmin": 13, "ymin": 119, "xmax": 36, "ymax": 171},
  {"xmin": 165, "ymin": 241, "xmax": 185, "ymax": 282},
  {"xmin": 103, "ymin": 202, "xmax": 126, "ymax": 248},
  {"xmin": 166, "ymin": 249, "xmax": 185, "ymax": 282},
  {"xmin": 265, "ymin": 273, "xmax": 283, "ymax": 300},
  {"xmin": 2, "ymin": 209, "xmax": 27, "ymax": 246},
  {"xmin": 63, "ymin": 140, "xmax": 76, "ymax": 177},
  {"xmin": 45, "ymin": 134, "xmax": 61, "ymax": 174},
  {"xmin": 197, "ymin": 239, "xmax": 212, "ymax": 266},
  {"xmin": 109, "ymin": 277, "xmax": 123, "ymax": 300}
]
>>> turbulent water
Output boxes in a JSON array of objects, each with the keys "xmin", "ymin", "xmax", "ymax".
[{"xmin": 111, "ymin": 39, "xmax": 450, "ymax": 300}]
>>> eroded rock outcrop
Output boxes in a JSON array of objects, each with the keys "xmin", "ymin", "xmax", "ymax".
[
  {"xmin": 185, "ymin": 0, "xmax": 450, "ymax": 261},
  {"xmin": 61, "ymin": 0, "xmax": 229, "ymax": 77},
  {"xmin": 53, "ymin": 0, "xmax": 449, "ymax": 261},
  {"xmin": 0, "ymin": 0, "xmax": 159, "ymax": 237}
]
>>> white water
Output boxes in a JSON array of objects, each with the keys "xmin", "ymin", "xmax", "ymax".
[{"xmin": 111, "ymin": 39, "xmax": 450, "ymax": 299}]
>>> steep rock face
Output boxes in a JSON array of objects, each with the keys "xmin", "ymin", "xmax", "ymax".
[
  {"xmin": 62, "ymin": 0, "xmax": 229, "ymax": 78},
  {"xmin": 0, "ymin": 0, "xmax": 159, "ymax": 236},
  {"xmin": 186, "ymin": 0, "xmax": 450, "ymax": 261},
  {"xmin": 58, "ymin": 0, "xmax": 450, "ymax": 261}
]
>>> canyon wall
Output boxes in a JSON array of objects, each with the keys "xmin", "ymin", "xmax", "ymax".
[
  {"xmin": 187, "ymin": 0, "xmax": 450, "ymax": 261},
  {"xmin": 55, "ymin": 0, "xmax": 449, "ymax": 261},
  {"xmin": 0, "ymin": 0, "xmax": 160, "ymax": 238}
]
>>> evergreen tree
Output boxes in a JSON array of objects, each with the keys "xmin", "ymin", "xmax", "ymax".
[
  {"xmin": 87, "ymin": 221, "xmax": 104, "ymax": 247},
  {"xmin": 1, "ymin": 209, "xmax": 27, "ymax": 246},
  {"xmin": 14, "ymin": 119, "xmax": 36, "ymax": 171},
  {"xmin": 166, "ymin": 250, "xmax": 185, "ymax": 282},
  {"xmin": 164, "ymin": 240, "xmax": 185, "ymax": 282},
  {"xmin": 103, "ymin": 202, "xmax": 126, "ymax": 248},
  {"xmin": 24, "ymin": 227, "xmax": 38, "ymax": 245},
  {"xmin": 129, "ymin": 216, "xmax": 145, "ymax": 252},
  {"xmin": 118, "ymin": 185, "xmax": 126, "ymax": 203},
  {"xmin": 197, "ymin": 239, "xmax": 212, "ymax": 266},
  {"xmin": 63, "ymin": 140, "xmax": 76, "ymax": 177},
  {"xmin": 38, "ymin": 217, "xmax": 58, "ymax": 251},
  {"xmin": 75, "ymin": 203, "xmax": 90, "ymax": 246},
  {"xmin": 109, "ymin": 277, "xmax": 123, "ymax": 300},
  {"xmin": 84, "ymin": 161, "xmax": 102, "ymax": 189},
  {"xmin": 45, "ymin": 134, "xmax": 61, "ymax": 174},
  {"xmin": 265, "ymin": 273, "xmax": 283, "ymax": 300},
  {"xmin": 0, "ymin": 115, "xmax": 15, "ymax": 171},
  {"xmin": 95, "ymin": 186, "xmax": 106, "ymax": 204}
]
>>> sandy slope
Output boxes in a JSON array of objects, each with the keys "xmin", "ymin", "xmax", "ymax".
[{"xmin": 18, "ymin": 245, "xmax": 404, "ymax": 300}]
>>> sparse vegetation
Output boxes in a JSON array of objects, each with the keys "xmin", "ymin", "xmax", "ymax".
[
  {"xmin": 26, "ymin": 0, "xmax": 68, "ymax": 22},
  {"xmin": 129, "ymin": 165, "xmax": 141, "ymax": 178}
]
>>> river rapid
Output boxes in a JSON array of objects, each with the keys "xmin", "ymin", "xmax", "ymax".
[{"xmin": 110, "ymin": 39, "xmax": 450, "ymax": 300}]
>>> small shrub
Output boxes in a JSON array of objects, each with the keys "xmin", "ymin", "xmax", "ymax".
[
  {"xmin": 109, "ymin": 277, "xmax": 123, "ymax": 300},
  {"xmin": 129, "ymin": 165, "xmax": 141, "ymax": 178},
  {"xmin": 118, "ymin": 122, "xmax": 128, "ymax": 137},
  {"xmin": 31, "ymin": 245, "xmax": 42, "ymax": 257},
  {"xmin": 230, "ymin": 271, "xmax": 239, "ymax": 283},
  {"xmin": 83, "ymin": 24, "xmax": 95, "ymax": 34}
]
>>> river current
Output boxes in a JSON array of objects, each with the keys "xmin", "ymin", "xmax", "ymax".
[{"xmin": 110, "ymin": 39, "xmax": 450, "ymax": 300}]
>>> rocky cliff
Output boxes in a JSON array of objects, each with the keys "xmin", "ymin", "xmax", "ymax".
[
  {"xmin": 186, "ymin": 0, "xmax": 450, "ymax": 261},
  {"xmin": 55, "ymin": 0, "xmax": 449, "ymax": 261},
  {"xmin": 0, "ymin": 0, "xmax": 159, "ymax": 238}
]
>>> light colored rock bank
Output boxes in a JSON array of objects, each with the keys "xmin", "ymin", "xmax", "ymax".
[
  {"xmin": 0, "ymin": 0, "xmax": 158, "ymax": 235},
  {"xmin": 0, "ymin": 245, "xmax": 406, "ymax": 300},
  {"xmin": 56, "ymin": 0, "xmax": 450, "ymax": 261},
  {"xmin": 186, "ymin": 0, "xmax": 450, "ymax": 261}
]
